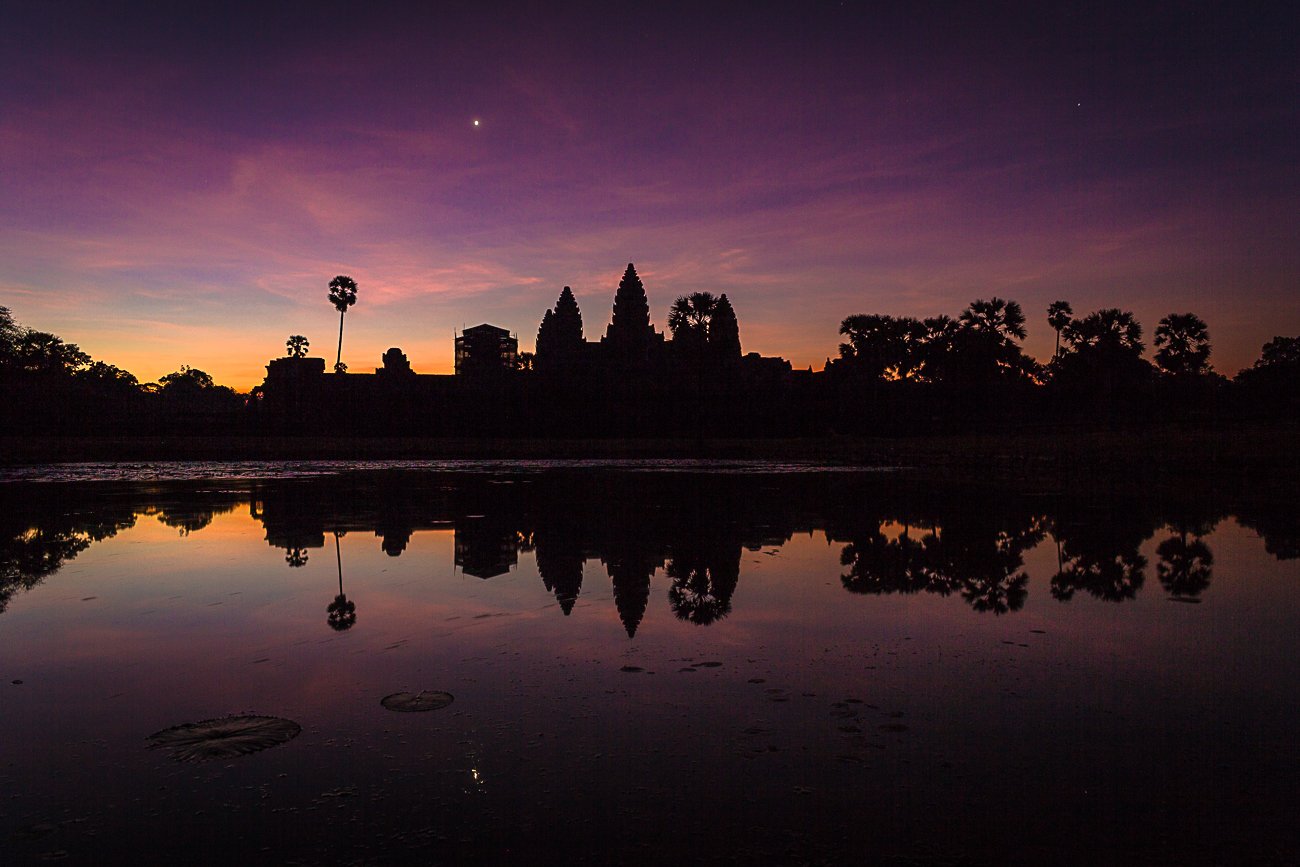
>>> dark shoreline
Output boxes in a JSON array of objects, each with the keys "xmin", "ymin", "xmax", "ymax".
[{"xmin": 4, "ymin": 424, "xmax": 1296, "ymax": 490}]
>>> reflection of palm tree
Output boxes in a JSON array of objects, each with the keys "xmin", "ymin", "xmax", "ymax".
[
  {"xmin": 666, "ymin": 543, "xmax": 740, "ymax": 626},
  {"xmin": 924, "ymin": 522, "xmax": 1041, "ymax": 615},
  {"xmin": 1050, "ymin": 518, "xmax": 1149, "ymax": 602},
  {"xmin": 840, "ymin": 527, "xmax": 929, "ymax": 595},
  {"xmin": 326, "ymin": 531, "xmax": 356, "ymax": 631},
  {"xmin": 285, "ymin": 547, "xmax": 309, "ymax": 567},
  {"xmin": 1157, "ymin": 531, "xmax": 1213, "ymax": 599}
]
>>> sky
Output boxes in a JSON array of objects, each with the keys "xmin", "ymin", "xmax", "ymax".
[{"xmin": 1, "ymin": 1, "xmax": 1296, "ymax": 389}]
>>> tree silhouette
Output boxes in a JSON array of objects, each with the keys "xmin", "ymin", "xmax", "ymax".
[
  {"xmin": 1154, "ymin": 313, "xmax": 1211, "ymax": 377},
  {"xmin": 327, "ymin": 275, "xmax": 359, "ymax": 374},
  {"xmin": 836, "ymin": 314, "xmax": 925, "ymax": 380},
  {"xmin": 1064, "ymin": 308, "xmax": 1144, "ymax": 355},
  {"xmin": 286, "ymin": 335, "xmax": 310, "ymax": 358},
  {"xmin": 708, "ymin": 294, "xmax": 742, "ymax": 359},
  {"xmin": 1052, "ymin": 307, "xmax": 1153, "ymax": 401},
  {"xmin": 668, "ymin": 292, "xmax": 718, "ymax": 363},
  {"xmin": 914, "ymin": 315, "xmax": 960, "ymax": 382},
  {"xmin": 959, "ymin": 297, "xmax": 1027, "ymax": 341},
  {"xmin": 11, "ymin": 330, "xmax": 90, "ymax": 375},
  {"xmin": 1235, "ymin": 335, "xmax": 1300, "ymax": 406},
  {"xmin": 285, "ymin": 547, "xmax": 309, "ymax": 567},
  {"xmin": 1046, "ymin": 300, "xmax": 1073, "ymax": 358},
  {"xmin": 947, "ymin": 298, "xmax": 1037, "ymax": 384},
  {"xmin": 0, "ymin": 306, "xmax": 18, "ymax": 357}
]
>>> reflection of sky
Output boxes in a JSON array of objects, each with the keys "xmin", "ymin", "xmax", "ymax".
[
  {"xmin": 1, "ymin": 4, "xmax": 1295, "ymax": 388},
  {"xmin": 2, "ymin": 503, "xmax": 1299, "ymax": 859}
]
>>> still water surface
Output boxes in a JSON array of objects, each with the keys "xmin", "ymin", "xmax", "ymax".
[{"xmin": 1, "ymin": 466, "xmax": 1297, "ymax": 864}]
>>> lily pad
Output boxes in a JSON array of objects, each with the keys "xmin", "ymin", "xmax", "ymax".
[
  {"xmin": 381, "ymin": 690, "xmax": 454, "ymax": 712},
  {"xmin": 147, "ymin": 715, "xmax": 301, "ymax": 762}
]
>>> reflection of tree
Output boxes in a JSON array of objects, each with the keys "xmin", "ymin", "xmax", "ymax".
[
  {"xmin": 153, "ymin": 500, "xmax": 239, "ymax": 536},
  {"xmin": 284, "ymin": 547, "xmax": 309, "ymax": 567},
  {"xmin": 1236, "ymin": 509, "xmax": 1299, "ymax": 561},
  {"xmin": 1157, "ymin": 532, "xmax": 1213, "ymax": 599},
  {"xmin": 839, "ymin": 515, "xmax": 1042, "ymax": 615},
  {"xmin": 1050, "ymin": 517, "xmax": 1150, "ymax": 602},
  {"xmin": 922, "ymin": 521, "xmax": 1043, "ymax": 615},
  {"xmin": 840, "ymin": 527, "xmax": 930, "ymax": 595},
  {"xmin": 1, "ymin": 529, "xmax": 94, "ymax": 614},
  {"xmin": 0, "ymin": 510, "xmax": 137, "ymax": 614},
  {"xmin": 666, "ymin": 542, "xmax": 740, "ymax": 626},
  {"xmin": 326, "ymin": 532, "xmax": 357, "ymax": 631}
]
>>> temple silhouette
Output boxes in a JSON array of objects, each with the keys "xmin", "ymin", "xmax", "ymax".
[{"xmin": 253, "ymin": 264, "xmax": 799, "ymax": 437}]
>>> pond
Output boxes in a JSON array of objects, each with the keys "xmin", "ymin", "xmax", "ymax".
[{"xmin": 1, "ymin": 466, "xmax": 1297, "ymax": 865}]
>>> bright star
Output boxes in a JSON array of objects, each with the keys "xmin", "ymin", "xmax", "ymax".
[{"xmin": 473, "ymin": 119, "xmax": 480, "ymax": 127}]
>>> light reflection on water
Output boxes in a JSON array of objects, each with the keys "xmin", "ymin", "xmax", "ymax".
[{"xmin": 0, "ymin": 470, "xmax": 1297, "ymax": 865}]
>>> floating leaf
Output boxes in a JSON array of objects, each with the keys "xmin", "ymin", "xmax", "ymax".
[
  {"xmin": 381, "ymin": 691, "xmax": 454, "ymax": 712},
  {"xmin": 147, "ymin": 715, "xmax": 301, "ymax": 761}
]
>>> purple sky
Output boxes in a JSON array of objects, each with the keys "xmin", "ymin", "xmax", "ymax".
[{"xmin": 2, "ymin": 1, "xmax": 1296, "ymax": 388}]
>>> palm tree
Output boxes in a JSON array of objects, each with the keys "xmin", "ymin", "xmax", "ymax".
[
  {"xmin": 285, "ymin": 335, "xmax": 310, "ymax": 358},
  {"xmin": 1154, "ymin": 312, "xmax": 1211, "ymax": 377},
  {"xmin": 327, "ymin": 275, "xmax": 358, "ymax": 374},
  {"xmin": 1046, "ymin": 301, "xmax": 1073, "ymax": 358},
  {"xmin": 959, "ymin": 298, "xmax": 1027, "ymax": 340},
  {"xmin": 1064, "ymin": 308, "xmax": 1144, "ymax": 355},
  {"xmin": 667, "ymin": 292, "xmax": 718, "ymax": 351}
]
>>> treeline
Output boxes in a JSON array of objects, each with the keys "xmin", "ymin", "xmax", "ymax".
[
  {"xmin": 2, "ymin": 471, "xmax": 1295, "ymax": 621},
  {"xmin": 823, "ymin": 298, "xmax": 1299, "ymax": 431},
  {"xmin": 3, "ymin": 291, "xmax": 1299, "ymax": 438},
  {"xmin": 0, "ymin": 306, "xmax": 242, "ymax": 435}
]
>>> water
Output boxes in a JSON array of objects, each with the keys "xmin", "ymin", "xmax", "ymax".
[{"xmin": 1, "ymin": 467, "xmax": 1296, "ymax": 865}]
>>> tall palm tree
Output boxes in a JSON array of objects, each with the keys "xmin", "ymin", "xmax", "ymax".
[
  {"xmin": 327, "ymin": 275, "xmax": 358, "ymax": 374},
  {"xmin": 1046, "ymin": 301, "xmax": 1073, "ymax": 358}
]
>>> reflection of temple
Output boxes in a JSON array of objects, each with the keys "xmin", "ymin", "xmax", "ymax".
[
  {"xmin": 454, "ymin": 517, "xmax": 519, "ymax": 579},
  {"xmin": 7, "ymin": 471, "xmax": 1297, "ymax": 625}
]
